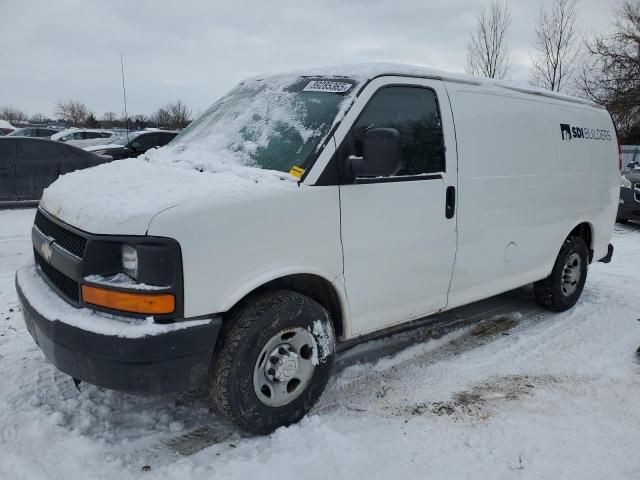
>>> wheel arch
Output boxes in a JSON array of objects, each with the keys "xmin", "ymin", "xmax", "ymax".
[
  {"xmin": 566, "ymin": 221, "xmax": 594, "ymax": 262},
  {"xmin": 223, "ymin": 272, "xmax": 347, "ymax": 340}
]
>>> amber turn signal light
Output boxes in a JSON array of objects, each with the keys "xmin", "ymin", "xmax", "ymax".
[{"xmin": 81, "ymin": 284, "xmax": 175, "ymax": 315}]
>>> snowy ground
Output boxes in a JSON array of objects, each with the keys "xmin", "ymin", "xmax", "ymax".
[{"xmin": 1, "ymin": 208, "xmax": 639, "ymax": 480}]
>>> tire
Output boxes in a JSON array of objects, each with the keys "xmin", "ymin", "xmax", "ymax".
[
  {"xmin": 209, "ymin": 290, "xmax": 335, "ymax": 434},
  {"xmin": 617, "ymin": 218, "xmax": 629, "ymax": 224},
  {"xmin": 534, "ymin": 236, "xmax": 589, "ymax": 312}
]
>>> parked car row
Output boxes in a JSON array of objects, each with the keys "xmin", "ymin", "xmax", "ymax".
[
  {"xmin": 0, "ymin": 137, "xmax": 110, "ymax": 205},
  {"xmin": 85, "ymin": 130, "xmax": 177, "ymax": 159},
  {"xmin": 7, "ymin": 127, "xmax": 60, "ymax": 138},
  {"xmin": 50, "ymin": 128, "xmax": 119, "ymax": 148},
  {"xmin": 0, "ymin": 128, "xmax": 179, "ymax": 206}
]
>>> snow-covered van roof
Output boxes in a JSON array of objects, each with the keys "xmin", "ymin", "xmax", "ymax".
[{"xmin": 253, "ymin": 62, "xmax": 602, "ymax": 109}]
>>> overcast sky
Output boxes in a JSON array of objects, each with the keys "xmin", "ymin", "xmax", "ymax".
[{"xmin": 0, "ymin": 0, "xmax": 619, "ymax": 119}]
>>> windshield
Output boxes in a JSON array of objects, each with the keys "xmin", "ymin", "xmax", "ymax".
[{"xmin": 152, "ymin": 76, "xmax": 356, "ymax": 173}]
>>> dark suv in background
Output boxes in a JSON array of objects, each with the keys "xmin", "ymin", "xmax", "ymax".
[
  {"xmin": 0, "ymin": 137, "xmax": 109, "ymax": 206},
  {"xmin": 618, "ymin": 146, "xmax": 640, "ymax": 224},
  {"xmin": 86, "ymin": 130, "xmax": 177, "ymax": 160}
]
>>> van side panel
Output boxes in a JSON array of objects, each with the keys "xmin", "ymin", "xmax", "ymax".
[
  {"xmin": 445, "ymin": 82, "xmax": 618, "ymax": 309},
  {"xmin": 546, "ymin": 102, "xmax": 618, "ymax": 261}
]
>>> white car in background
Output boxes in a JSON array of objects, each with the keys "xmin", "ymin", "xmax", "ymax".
[
  {"xmin": 51, "ymin": 128, "xmax": 119, "ymax": 148},
  {"xmin": 0, "ymin": 119, "xmax": 16, "ymax": 135}
]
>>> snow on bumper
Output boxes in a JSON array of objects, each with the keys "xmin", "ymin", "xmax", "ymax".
[{"xmin": 15, "ymin": 264, "xmax": 222, "ymax": 394}]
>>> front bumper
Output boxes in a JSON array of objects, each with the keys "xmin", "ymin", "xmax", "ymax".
[{"xmin": 16, "ymin": 266, "xmax": 222, "ymax": 394}]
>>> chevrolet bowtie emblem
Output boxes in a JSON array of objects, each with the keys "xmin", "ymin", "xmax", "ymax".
[{"xmin": 40, "ymin": 241, "xmax": 53, "ymax": 263}]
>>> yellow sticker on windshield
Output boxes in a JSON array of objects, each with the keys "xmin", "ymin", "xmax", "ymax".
[{"xmin": 289, "ymin": 166, "xmax": 305, "ymax": 178}]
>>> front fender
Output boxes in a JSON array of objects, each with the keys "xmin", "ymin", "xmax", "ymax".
[{"xmin": 147, "ymin": 184, "xmax": 345, "ymax": 321}]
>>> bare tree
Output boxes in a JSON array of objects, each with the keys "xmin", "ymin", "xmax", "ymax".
[
  {"xmin": 29, "ymin": 113, "xmax": 50, "ymax": 124},
  {"xmin": 466, "ymin": 0, "xmax": 512, "ymax": 78},
  {"xmin": 132, "ymin": 113, "xmax": 148, "ymax": 123},
  {"xmin": 152, "ymin": 107, "xmax": 172, "ymax": 128},
  {"xmin": 152, "ymin": 101, "xmax": 191, "ymax": 129},
  {"xmin": 0, "ymin": 105, "xmax": 27, "ymax": 124},
  {"xmin": 577, "ymin": 1, "xmax": 640, "ymax": 142},
  {"xmin": 102, "ymin": 111, "xmax": 117, "ymax": 122},
  {"xmin": 530, "ymin": 0, "xmax": 580, "ymax": 92},
  {"xmin": 167, "ymin": 100, "xmax": 192, "ymax": 129},
  {"xmin": 55, "ymin": 100, "xmax": 91, "ymax": 127}
]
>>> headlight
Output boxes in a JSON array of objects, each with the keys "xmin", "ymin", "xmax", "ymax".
[
  {"xmin": 621, "ymin": 174, "xmax": 632, "ymax": 188},
  {"xmin": 121, "ymin": 244, "xmax": 139, "ymax": 279},
  {"xmin": 92, "ymin": 150, "xmax": 107, "ymax": 155}
]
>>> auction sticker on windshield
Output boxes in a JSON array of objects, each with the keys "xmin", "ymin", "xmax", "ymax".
[{"xmin": 303, "ymin": 80, "xmax": 353, "ymax": 93}]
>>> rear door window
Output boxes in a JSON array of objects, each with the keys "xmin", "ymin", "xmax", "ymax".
[{"xmin": 134, "ymin": 133, "xmax": 159, "ymax": 150}]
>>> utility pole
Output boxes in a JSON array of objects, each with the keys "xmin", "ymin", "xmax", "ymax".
[{"xmin": 120, "ymin": 53, "xmax": 130, "ymax": 140}]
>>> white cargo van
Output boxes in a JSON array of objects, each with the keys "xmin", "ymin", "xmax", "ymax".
[{"xmin": 16, "ymin": 64, "xmax": 619, "ymax": 433}]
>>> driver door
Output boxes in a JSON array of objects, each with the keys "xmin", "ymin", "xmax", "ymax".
[{"xmin": 337, "ymin": 78, "xmax": 458, "ymax": 336}]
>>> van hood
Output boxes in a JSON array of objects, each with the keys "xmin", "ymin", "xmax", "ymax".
[{"xmin": 40, "ymin": 159, "xmax": 296, "ymax": 235}]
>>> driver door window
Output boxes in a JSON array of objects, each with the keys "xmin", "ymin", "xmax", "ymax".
[{"xmin": 352, "ymin": 86, "xmax": 445, "ymax": 177}]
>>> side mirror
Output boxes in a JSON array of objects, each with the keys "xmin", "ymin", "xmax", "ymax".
[
  {"xmin": 627, "ymin": 161, "xmax": 638, "ymax": 169},
  {"xmin": 130, "ymin": 142, "xmax": 143, "ymax": 152},
  {"xmin": 346, "ymin": 127, "xmax": 402, "ymax": 178}
]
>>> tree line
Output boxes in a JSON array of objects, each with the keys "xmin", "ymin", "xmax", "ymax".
[
  {"xmin": 0, "ymin": 100, "xmax": 192, "ymax": 130},
  {"xmin": 466, "ymin": 0, "xmax": 640, "ymax": 143}
]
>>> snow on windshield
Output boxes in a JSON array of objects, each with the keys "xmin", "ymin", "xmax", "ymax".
[{"xmin": 145, "ymin": 74, "xmax": 357, "ymax": 174}]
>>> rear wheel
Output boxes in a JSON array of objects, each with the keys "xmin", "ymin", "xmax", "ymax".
[
  {"xmin": 209, "ymin": 290, "xmax": 335, "ymax": 434},
  {"xmin": 534, "ymin": 236, "xmax": 589, "ymax": 312}
]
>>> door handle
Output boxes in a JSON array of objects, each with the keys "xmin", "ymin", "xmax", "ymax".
[{"xmin": 445, "ymin": 186, "xmax": 456, "ymax": 219}]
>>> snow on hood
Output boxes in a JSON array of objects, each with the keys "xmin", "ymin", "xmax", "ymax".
[{"xmin": 40, "ymin": 159, "xmax": 296, "ymax": 235}]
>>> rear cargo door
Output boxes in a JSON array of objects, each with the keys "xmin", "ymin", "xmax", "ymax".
[{"xmin": 337, "ymin": 78, "xmax": 458, "ymax": 336}]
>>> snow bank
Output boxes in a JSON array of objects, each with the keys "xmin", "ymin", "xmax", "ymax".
[
  {"xmin": 16, "ymin": 264, "xmax": 213, "ymax": 338},
  {"xmin": 2, "ymin": 210, "xmax": 640, "ymax": 480}
]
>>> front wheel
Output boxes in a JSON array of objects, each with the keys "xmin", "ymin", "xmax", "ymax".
[
  {"xmin": 534, "ymin": 236, "xmax": 589, "ymax": 312},
  {"xmin": 209, "ymin": 290, "xmax": 335, "ymax": 434}
]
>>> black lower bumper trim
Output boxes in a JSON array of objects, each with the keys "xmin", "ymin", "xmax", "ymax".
[{"xmin": 16, "ymin": 277, "xmax": 222, "ymax": 394}]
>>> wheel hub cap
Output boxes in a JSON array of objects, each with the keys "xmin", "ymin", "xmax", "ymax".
[
  {"xmin": 561, "ymin": 252, "xmax": 582, "ymax": 297},
  {"xmin": 253, "ymin": 327, "xmax": 316, "ymax": 407},
  {"xmin": 265, "ymin": 344, "xmax": 300, "ymax": 383}
]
